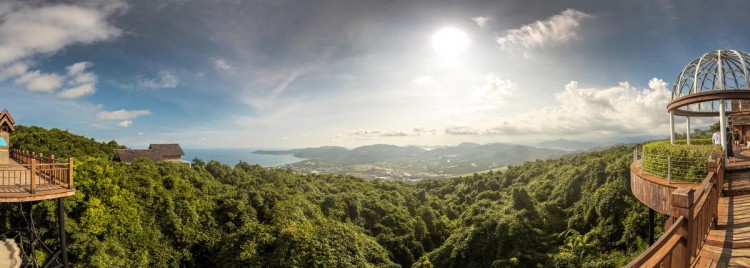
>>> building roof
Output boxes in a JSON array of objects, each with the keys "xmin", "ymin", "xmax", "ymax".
[
  {"xmin": 0, "ymin": 109, "xmax": 15, "ymax": 133},
  {"xmin": 148, "ymin": 144, "xmax": 184, "ymax": 156},
  {"xmin": 116, "ymin": 149, "xmax": 164, "ymax": 163}
]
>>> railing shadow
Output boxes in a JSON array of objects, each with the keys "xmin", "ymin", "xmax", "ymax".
[{"xmin": 719, "ymin": 196, "xmax": 734, "ymax": 264}]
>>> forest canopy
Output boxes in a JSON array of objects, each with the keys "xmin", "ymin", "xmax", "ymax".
[{"xmin": 2, "ymin": 126, "xmax": 654, "ymax": 267}]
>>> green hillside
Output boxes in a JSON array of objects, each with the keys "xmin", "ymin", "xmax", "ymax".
[{"xmin": 2, "ymin": 126, "xmax": 654, "ymax": 267}]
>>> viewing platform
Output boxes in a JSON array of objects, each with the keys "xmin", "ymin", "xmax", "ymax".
[
  {"xmin": 0, "ymin": 149, "xmax": 75, "ymax": 202},
  {"xmin": 627, "ymin": 146, "xmax": 750, "ymax": 267},
  {"xmin": 624, "ymin": 49, "xmax": 750, "ymax": 267}
]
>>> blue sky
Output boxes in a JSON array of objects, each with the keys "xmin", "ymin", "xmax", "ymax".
[{"xmin": 0, "ymin": 0, "xmax": 746, "ymax": 148}]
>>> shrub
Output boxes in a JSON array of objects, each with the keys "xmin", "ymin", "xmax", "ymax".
[
  {"xmin": 673, "ymin": 138, "xmax": 713, "ymax": 145},
  {"xmin": 641, "ymin": 141, "xmax": 722, "ymax": 183}
]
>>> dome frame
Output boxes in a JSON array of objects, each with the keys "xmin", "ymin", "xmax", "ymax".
[{"xmin": 668, "ymin": 50, "xmax": 750, "ymax": 117}]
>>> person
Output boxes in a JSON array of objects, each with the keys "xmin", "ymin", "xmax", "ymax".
[
  {"xmin": 727, "ymin": 127, "xmax": 736, "ymax": 162},
  {"xmin": 734, "ymin": 130, "xmax": 741, "ymax": 149},
  {"xmin": 712, "ymin": 129, "xmax": 722, "ymax": 145}
]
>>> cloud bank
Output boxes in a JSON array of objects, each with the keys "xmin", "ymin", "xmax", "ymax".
[
  {"xmin": 0, "ymin": 2, "xmax": 123, "ymax": 65},
  {"xmin": 341, "ymin": 127, "xmax": 437, "ymax": 139},
  {"xmin": 447, "ymin": 78, "xmax": 672, "ymax": 137},
  {"xmin": 0, "ymin": 1, "xmax": 122, "ymax": 99}
]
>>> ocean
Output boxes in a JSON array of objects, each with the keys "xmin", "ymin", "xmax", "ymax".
[{"xmin": 182, "ymin": 148, "xmax": 304, "ymax": 167}]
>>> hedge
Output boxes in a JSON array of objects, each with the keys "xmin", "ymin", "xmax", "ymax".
[
  {"xmin": 641, "ymin": 141, "xmax": 722, "ymax": 183},
  {"xmin": 673, "ymin": 138, "xmax": 713, "ymax": 145}
]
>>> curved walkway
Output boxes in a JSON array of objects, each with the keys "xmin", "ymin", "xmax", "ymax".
[{"xmin": 693, "ymin": 146, "xmax": 750, "ymax": 267}]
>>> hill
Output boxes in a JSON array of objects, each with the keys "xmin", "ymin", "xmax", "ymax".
[
  {"xmin": 2, "ymin": 126, "xmax": 653, "ymax": 267},
  {"xmin": 256, "ymin": 142, "xmax": 568, "ymax": 180}
]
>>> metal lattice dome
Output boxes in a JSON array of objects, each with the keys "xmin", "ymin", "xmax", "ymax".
[{"xmin": 668, "ymin": 50, "xmax": 750, "ymax": 116}]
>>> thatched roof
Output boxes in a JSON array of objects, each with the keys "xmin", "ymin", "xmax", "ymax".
[
  {"xmin": 117, "ymin": 143, "xmax": 185, "ymax": 163},
  {"xmin": 148, "ymin": 144, "xmax": 184, "ymax": 157},
  {"xmin": 116, "ymin": 149, "xmax": 164, "ymax": 163}
]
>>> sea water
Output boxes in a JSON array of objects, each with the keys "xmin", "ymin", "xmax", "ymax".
[{"xmin": 182, "ymin": 148, "xmax": 303, "ymax": 167}]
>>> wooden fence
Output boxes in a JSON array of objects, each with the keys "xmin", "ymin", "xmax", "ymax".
[
  {"xmin": 625, "ymin": 159, "xmax": 722, "ymax": 267},
  {"xmin": 0, "ymin": 149, "xmax": 75, "ymax": 194}
]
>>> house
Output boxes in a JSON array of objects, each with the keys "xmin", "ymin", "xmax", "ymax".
[
  {"xmin": 147, "ymin": 144, "xmax": 184, "ymax": 162},
  {"xmin": 116, "ymin": 143, "xmax": 185, "ymax": 163}
]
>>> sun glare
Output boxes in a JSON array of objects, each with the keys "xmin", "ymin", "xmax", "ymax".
[{"xmin": 432, "ymin": 27, "xmax": 469, "ymax": 57}]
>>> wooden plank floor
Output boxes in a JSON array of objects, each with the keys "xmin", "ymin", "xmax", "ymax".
[
  {"xmin": 694, "ymin": 157, "xmax": 750, "ymax": 267},
  {"xmin": 726, "ymin": 145, "xmax": 750, "ymax": 170}
]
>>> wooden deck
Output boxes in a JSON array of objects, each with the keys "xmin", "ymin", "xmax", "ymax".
[
  {"xmin": 692, "ymin": 146, "xmax": 750, "ymax": 267},
  {"xmin": 692, "ymin": 194, "xmax": 750, "ymax": 267},
  {"xmin": 0, "ymin": 150, "xmax": 76, "ymax": 202}
]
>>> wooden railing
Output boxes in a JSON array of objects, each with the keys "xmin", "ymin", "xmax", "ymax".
[
  {"xmin": 3, "ymin": 149, "xmax": 74, "ymax": 194},
  {"xmin": 625, "ymin": 159, "xmax": 722, "ymax": 267}
]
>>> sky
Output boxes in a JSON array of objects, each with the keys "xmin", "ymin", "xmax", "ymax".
[{"xmin": 0, "ymin": 0, "xmax": 747, "ymax": 149}]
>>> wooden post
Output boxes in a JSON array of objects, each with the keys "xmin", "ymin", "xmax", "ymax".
[
  {"xmin": 671, "ymin": 188, "xmax": 694, "ymax": 267},
  {"xmin": 50, "ymin": 154, "xmax": 56, "ymax": 183},
  {"xmin": 709, "ymin": 159, "xmax": 721, "ymax": 197},
  {"xmin": 30, "ymin": 158, "xmax": 36, "ymax": 194},
  {"xmin": 68, "ymin": 158, "xmax": 74, "ymax": 189},
  {"xmin": 648, "ymin": 208, "xmax": 655, "ymax": 245},
  {"xmin": 57, "ymin": 198, "xmax": 69, "ymax": 268}
]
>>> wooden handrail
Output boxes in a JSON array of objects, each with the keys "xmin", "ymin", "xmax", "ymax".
[
  {"xmin": 627, "ymin": 158, "xmax": 722, "ymax": 267},
  {"xmin": 5, "ymin": 149, "xmax": 74, "ymax": 194},
  {"xmin": 625, "ymin": 216, "xmax": 686, "ymax": 267}
]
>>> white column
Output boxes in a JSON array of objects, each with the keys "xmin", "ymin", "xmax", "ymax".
[
  {"xmin": 720, "ymin": 100, "xmax": 727, "ymax": 158},
  {"xmin": 669, "ymin": 111, "xmax": 675, "ymax": 144},
  {"xmin": 686, "ymin": 116, "xmax": 691, "ymax": 145}
]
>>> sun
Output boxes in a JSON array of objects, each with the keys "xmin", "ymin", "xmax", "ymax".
[{"xmin": 432, "ymin": 27, "xmax": 469, "ymax": 57}]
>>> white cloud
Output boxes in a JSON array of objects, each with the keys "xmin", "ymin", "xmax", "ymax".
[
  {"xmin": 70, "ymin": 72, "xmax": 97, "ymax": 85},
  {"xmin": 58, "ymin": 61, "xmax": 97, "ymax": 98},
  {"xmin": 447, "ymin": 78, "xmax": 672, "ymax": 136},
  {"xmin": 12, "ymin": 62, "xmax": 97, "ymax": 97},
  {"xmin": 0, "ymin": 62, "xmax": 27, "ymax": 80},
  {"xmin": 0, "ymin": 2, "xmax": 122, "ymax": 65},
  {"xmin": 214, "ymin": 59, "xmax": 231, "ymax": 70},
  {"xmin": 342, "ymin": 127, "xmax": 438, "ymax": 138},
  {"xmin": 413, "ymin": 127, "xmax": 437, "ymax": 136},
  {"xmin": 97, "ymin": 109, "xmax": 151, "ymax": 120},
  {"xmin": 0, "ymin": 0, "xmax": 120, "ymax": 100},
  {"xmin": 413, "ymin": 76, "xmax": 437, "ymax": 86},
  {"xmin": 381, "ymin": 130, "xmax": 409, "ymax": 137},
  {"xmin": 445, "ymin": 126, "xmax": 480, "ymax": 135},
  {"xmin": 14, "ymin": 70, "xmax": 63, "ymax": 92},
  {"xmin": 58, "ymin": 83, "xmax": 95, "ymax": 98},
  {"xmin": 474, "ymin": 73, "xmax": 517, "ymax": 103},
  {"xmin": 116, "ymin": 120, "xmax": 132, "ymax": 127},
  {"xmin": 66, "ymin": 61, "xmax": 92, "ymax": 76},
  {"xmin": 496, "ymin": 9, "xmax": 592, "ymax": 51},
  {"xmin": 472, "ymin": 16, "xmax": 490, "ymax": 27},
  {"xmin": 137, "ymin": 71, "xmax": 178, "ymax": 89}
]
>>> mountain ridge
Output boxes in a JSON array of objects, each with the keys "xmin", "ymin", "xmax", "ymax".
[{"xmin": 256, "ymin": 142, "xmax": 568, "ymax": 180}]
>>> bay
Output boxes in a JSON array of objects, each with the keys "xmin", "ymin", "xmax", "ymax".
[{"xmin": 182, "ymin": 148, "xmax": 303, "ymax": 167}]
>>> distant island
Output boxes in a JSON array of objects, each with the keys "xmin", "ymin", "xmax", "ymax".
[{"xmin": 254, "ymin": 142, "xmax": 569, "ymax": 181}]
